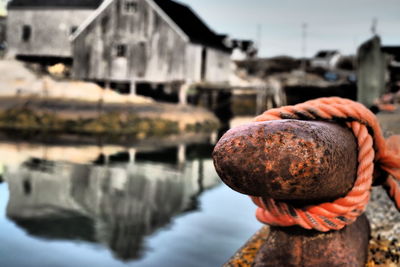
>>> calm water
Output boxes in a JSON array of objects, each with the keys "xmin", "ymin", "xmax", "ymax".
[{"xmin": 0, "ymin": 134, "xmax": 261, "ymax": 267}]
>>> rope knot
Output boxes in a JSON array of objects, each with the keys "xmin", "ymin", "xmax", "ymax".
[{"xmin": 251, "ymin": 97, "xmax": 400, "ymax": 232}]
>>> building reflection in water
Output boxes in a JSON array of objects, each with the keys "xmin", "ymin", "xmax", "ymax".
[{"xmin": 4, "ymin": 142, "xmax": 220, "ymax": 261}]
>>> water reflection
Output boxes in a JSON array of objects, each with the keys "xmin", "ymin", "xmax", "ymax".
[{"xmin": 2, "ymin": 136, "xmax": 220, "ymax": 262}]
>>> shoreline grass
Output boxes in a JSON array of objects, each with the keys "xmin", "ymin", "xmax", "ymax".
[{"xmin": 0, "ymin": 106, "xmax": 219, "ymax": 139}]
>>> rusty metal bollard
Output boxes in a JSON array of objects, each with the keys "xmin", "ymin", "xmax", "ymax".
[{"xmin": 213, "ymin": 120, "xmax": 372, "ymax": 267}]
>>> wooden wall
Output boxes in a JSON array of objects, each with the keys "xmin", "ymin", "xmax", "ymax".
[
  {"xmin": 73, "ymin": 0, "xmax": 187, "ymax": 82},
  {"xmin": 7, "ymin": 9, "xmax": 94, "ymax": 58},
  {"xmin": 204, "ymin": 47, "xmax": 231, "ymax": 84},
  {"xmin": 72, "ymin": 0, "xmax": 231, "ymax": 84}
]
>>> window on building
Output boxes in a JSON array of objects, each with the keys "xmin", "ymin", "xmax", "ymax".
[
  {"xmin": 23, "ymin": 180, "xmax": 32, "ymax": 195},
  {"xmin": 124, "ymin": 0, "xmax": 138, "ymax": 13},
  {"xmin": 101, "ymin": 16, "xmax": 109, "ymax": 35},
  {"xmin": 137, "ymin": 42, "xmax": 146, "ymax": 77},
  {"xmin": 116, "ymin": 44, "xmax": 127, "ymax": 57},
  {"xmin": 70, "ymin": 26, "xmax": 78, "ymax": 35},
  {"xmin": 22, "ymin": 25, "xmax": 31, "ymax": 42}
]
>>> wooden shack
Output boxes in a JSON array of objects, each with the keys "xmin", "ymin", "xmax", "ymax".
[
  {"xmin": 71, "ymin": 0, "xmax": 232, "ymax": 98},
  {"xmin": 6, "ymin": 0, "xmax": 103, "ymax": 63}
]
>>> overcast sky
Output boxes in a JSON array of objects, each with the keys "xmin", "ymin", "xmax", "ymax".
[
  {"xmin": 180, "ymin": 0, "xmax": 400, "ymax": 57},
  {"xmin": 1, "ymin": 0, "xmax": 399, "ymax": 57}
]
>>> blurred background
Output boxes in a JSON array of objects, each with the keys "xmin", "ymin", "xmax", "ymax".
[{"xmin": 0, "ymin": 0, "xmax": 399, "ymax": 266}]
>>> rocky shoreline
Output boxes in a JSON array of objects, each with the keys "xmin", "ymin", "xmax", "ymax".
[{"xmin": 0, "ymin": 96, "xmax": 220, "ymax": 139}]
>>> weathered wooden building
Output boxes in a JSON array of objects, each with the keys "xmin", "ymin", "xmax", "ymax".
[
  {"xmin": 231, "ymin": 39, "xmax": 258, "ymax": 61},
  {"xmin": 310, "ymin": 50, "xmax": 342, "ymax": 69},
  {"xmin": 7, "ymin": 0, "xmax": 103, "ymax": 63},
  {"xmin": 71, "ymin": 0, "xmax": 232, "ymax": 95}
]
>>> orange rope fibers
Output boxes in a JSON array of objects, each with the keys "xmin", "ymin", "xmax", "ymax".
[{"xmin": 251, "ymin": 97, "xmax": 400, "ymax": 232}]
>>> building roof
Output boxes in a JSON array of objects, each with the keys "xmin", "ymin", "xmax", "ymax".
[
  {"xmin": 314, "ymin": 50, "xmax": 340, "ymax": 58},
  {"xmin": 152, "ymin": 0, "xmax": 230, "ymax": 52},
  {"xmin": 232, "ymin": 39, "xmax": 255, "ymax": 50},
  {"xmin": 8, "ymin": 0, "xmax": 103, "ymax": 9},
  {"xmin": 71, "ymin": 0, "xmax": 230, "ymax": 52}
]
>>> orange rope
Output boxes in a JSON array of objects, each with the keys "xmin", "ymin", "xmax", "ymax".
[{"xmin": 251, "ymin": 97, "xmax": 400, "ymax": 232}]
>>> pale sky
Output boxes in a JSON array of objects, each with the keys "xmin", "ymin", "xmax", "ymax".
[
  {"xmin": 1, "ymin": 0, "xmax": 399, "ymax": 57},
  {"xmin": 180, "ymin": 0, "xmax": 400, "ymax": 57},
  {"xmin": 0, "ymin": 0, "xmax": 6, "ymax": 16}
]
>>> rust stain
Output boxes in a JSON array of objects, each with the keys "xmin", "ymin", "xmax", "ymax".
[
  {"xmin": 213, "ymin": 119, "xmax": 373, "ymax": 267},
  {"xmin": 224, "ymin": 226, "xmax": 270, "ymax": 267},
  {"xmin": 224, "ymin": 215, "xmax": 370, "ymax": 267},
  {"xmin": 213, "ymin": 120, "xmax": 358, "ymax": 204}
]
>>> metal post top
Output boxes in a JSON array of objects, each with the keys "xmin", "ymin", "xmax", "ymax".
[{"xmin": 213, "ymin": 119, "xmax": 358, "ymax": 203}]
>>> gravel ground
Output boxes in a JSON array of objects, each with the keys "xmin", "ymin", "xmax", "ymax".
[
  {"xmin": 367, "ymin": 187, "xmax": 400, "ymax": 240},
  {"xmin": 370, "ymin": 107, "xmax": 400, "ymax": 240},
  {"xmin": 365, "ymin": 108, "xmax": 400, "ymax": 266}
]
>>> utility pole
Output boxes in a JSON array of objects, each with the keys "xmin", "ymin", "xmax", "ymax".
[
  {"xmin": 371, "ymin": 17, "xmax": 378, "ymax": 36},
  {"xmin": 301, "ymin": 23, "xmax": 308, "ymax": 83},
  {"xmin": 256, "ymin": 24, "xmax": 262, "ymax": 56}
]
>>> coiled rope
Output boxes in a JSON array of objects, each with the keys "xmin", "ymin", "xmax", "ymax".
[{"xmin": 250, "ymin": 97, "xmax": 400, "ymax": 232}]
